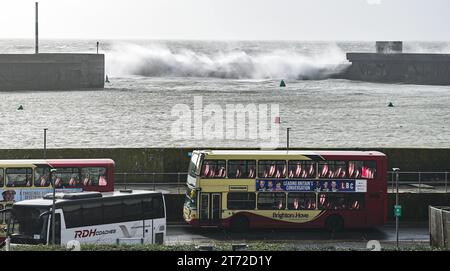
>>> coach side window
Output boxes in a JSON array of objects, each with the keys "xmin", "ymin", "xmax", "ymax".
[
  {"xmin": 62, "ymin": 205, "xmax": 83, "ymax": 228},
  {"xmin": 103, "ymin": 200, "xmax": 123, "ymax": 224},
  {"xmin": 123, "ymin": 199, "xmax": 143, "ymax": 222},
  {"xmin": 152, "ymin": 195, "xmax": 165, "ymax": 219},
  {"xmin": 142, "ymin": 195, "xmax": 164, "ymax": 220},
  {"xmin": 142, "ymin": 197, "xmax": 154, "ymax": 219},
  {"xmin": 5, "ymin": 168, "xmax": 32, "ymax": 187},
  {"xmin": 82, "ymin": 203, "xmax": 103, "ymax": 226}
]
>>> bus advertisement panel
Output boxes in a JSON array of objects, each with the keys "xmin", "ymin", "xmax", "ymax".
[{"xmin": 256, "ymin": 179, "xmax": 367, "ymax": 193}]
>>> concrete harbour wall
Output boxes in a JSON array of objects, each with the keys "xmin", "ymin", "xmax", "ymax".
[
  {"xmin": 0, "ymin": 54, "xmax": 104, "ymax": 90},
  {"xmin": 344, "ymin": 53, "xmax": 450, "ymax": 85}
]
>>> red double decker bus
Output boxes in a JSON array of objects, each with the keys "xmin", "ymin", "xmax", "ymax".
[
  {"xmin": 0, "ymin": 159, "xmax": 115, "ymax": 228},
  {"xmin": 183, "ymin": 150, "xmax": 387, "ymax": 231},
  {"xmin": 0, "ymin": 159, "xmax": 115, "ymax": 243}
]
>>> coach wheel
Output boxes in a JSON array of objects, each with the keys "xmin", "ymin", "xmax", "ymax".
[
  {"xmin": 325, "ymin": 215, "xmax": 344, "ymax": 232},
  {"xmin": 230, "ymin": 215, "xmax": 249, "ymax": 233}
]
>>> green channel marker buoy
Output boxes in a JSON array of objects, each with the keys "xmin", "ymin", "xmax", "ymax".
[
  {"xmin": 388, "ymin": 102, "xmax": 394, "ymax": 107},
  {"xmin": 280, "ymin": 80, "xmax": 286, "ymax": 87},
  {"xmin": 17, "ymin": 105, "xmax": 24, "ymax": 110}
]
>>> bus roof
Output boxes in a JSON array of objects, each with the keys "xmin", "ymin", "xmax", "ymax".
[
  {"xmin": 0, "ymin": 159, "xmax": 114, "ymax": 167},
  {"xmin": 195, "ymin": 150, "xmax": 386, "ymax": 160},
  {"xmin": 13, "ymin": 190, "xmax": 160, "ymax": 207}
]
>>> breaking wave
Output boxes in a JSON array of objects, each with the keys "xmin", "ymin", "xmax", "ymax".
[{"xmin": 106, "ymin": 42, "xmax": 350, "ymax": 80}]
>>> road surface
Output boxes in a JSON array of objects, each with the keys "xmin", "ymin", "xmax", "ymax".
[{"xmin": 166, "ymin": 223, "xmax": 429, "ymax": 249}]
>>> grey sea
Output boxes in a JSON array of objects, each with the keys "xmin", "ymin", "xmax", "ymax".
[{"xmin": 0, "ymin": 40, "xmax": 449, "ymax": 148}]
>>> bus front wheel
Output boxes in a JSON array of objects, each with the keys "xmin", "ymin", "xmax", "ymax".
[
  {"xmin": 325, "ymin": 215, "xmax": 344, "ymax": 232},
  {"xmin": 230, "ymin": 215, "xmax": 249, "ymax": 232}
]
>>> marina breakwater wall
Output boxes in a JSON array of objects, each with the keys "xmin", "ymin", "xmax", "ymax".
[
  {"xmin": 0, "ymin": 148, "xmax": 448, "ymax": 174},
  {"xmin": 0, "ymin": 54, "xmax": 104, "ymax": 91},
  {"xmin": 344, "ymin": 53, "xmax": 450, "ymax": 85}
]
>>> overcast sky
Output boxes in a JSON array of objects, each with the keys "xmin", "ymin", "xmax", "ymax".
[{"xmin": 0, "ymin": 0, "xmax": 449, "ymax": 40}]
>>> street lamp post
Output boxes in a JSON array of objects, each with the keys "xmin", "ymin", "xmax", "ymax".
[
  {"xmin": 35, "ymin": 2, "xmax": 39, "ymax": 54},
  {"xmin": 393, "ymin": 168, "xmax": 400, "ymax": 249},
  {"xmin": 286, "ymin": 128, "xmax": 291, "ymax": 152},
  {"xmin": 50, "ymin": 168, "xmax": 57, "ymax": 245},
  {"xmin": 43, "ymin": 128, "xmax": 48, "ymax": 158}
]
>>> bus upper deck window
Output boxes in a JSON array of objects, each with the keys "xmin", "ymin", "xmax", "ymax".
[
  {"xmin": 82, "ymin": 167, "xmax": 107, "ymax": 186},
  {"xmin": 68, "ymin": 173, "xmax": 80, "ymax": 186},
  {"xmin": 348, "ymin": 161, "xmax": 376, "ymax": 179},
  {"xmin": 99, "ymin": 175, "xmax": 107, "ymax": 186},
  {"xmin": 34, "ymin": 168, "xmax": 50, "ymax": 187},
  {"xmin": 288, "ymin": 161, "xmax": 315, "ymax": 178},
  {"xmin": 5, "ymin": 168, "xmax": 32, "ymax": 187},
  {"xmin": 319, "ymin": 161, "xmax": 347, "ymax": 179},
  {"xmin": 259, "ymin": 161, "xmax": 286, "ymax": 178},
  {"xmin": 51, "ymin": 168, "xmax": 81, "ymax": 188},
  {"xmin": 201, "ymin": 160, "xmax": 226, "ymax": 178},
  {"xmin": 227, "ymin": 160, "xmax": 256, "ymax": 179}
]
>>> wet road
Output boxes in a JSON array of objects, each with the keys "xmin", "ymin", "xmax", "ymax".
[{"xmin": 166, "ymin": 223, "xmax": 429, "ymax": 248}]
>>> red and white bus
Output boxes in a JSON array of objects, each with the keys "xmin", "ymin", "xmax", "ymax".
[
  {"xmin": 183, "ymin": 150, "xmax": 387, "ymax": 231},
  {"xmin": 1, "ymin": 159, "xmax": 115, "ymax": 227}
]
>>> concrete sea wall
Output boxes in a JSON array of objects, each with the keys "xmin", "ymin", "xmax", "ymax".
[
  {"xmin": 0, "ymin": 54, "xmax": 104, "ymax": 90},
  {"xmin": 0, "ymin": 147, "xmax": 448, "ymax": 174},
  {"xmin": 344, "ymin": 53, "xmax": 450, "ymax": 85}
]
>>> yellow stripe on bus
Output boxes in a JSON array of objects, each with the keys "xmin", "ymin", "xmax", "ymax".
[{"xmin": 222, "ymin": 210, "xmax": 325, "ymax": 224}]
